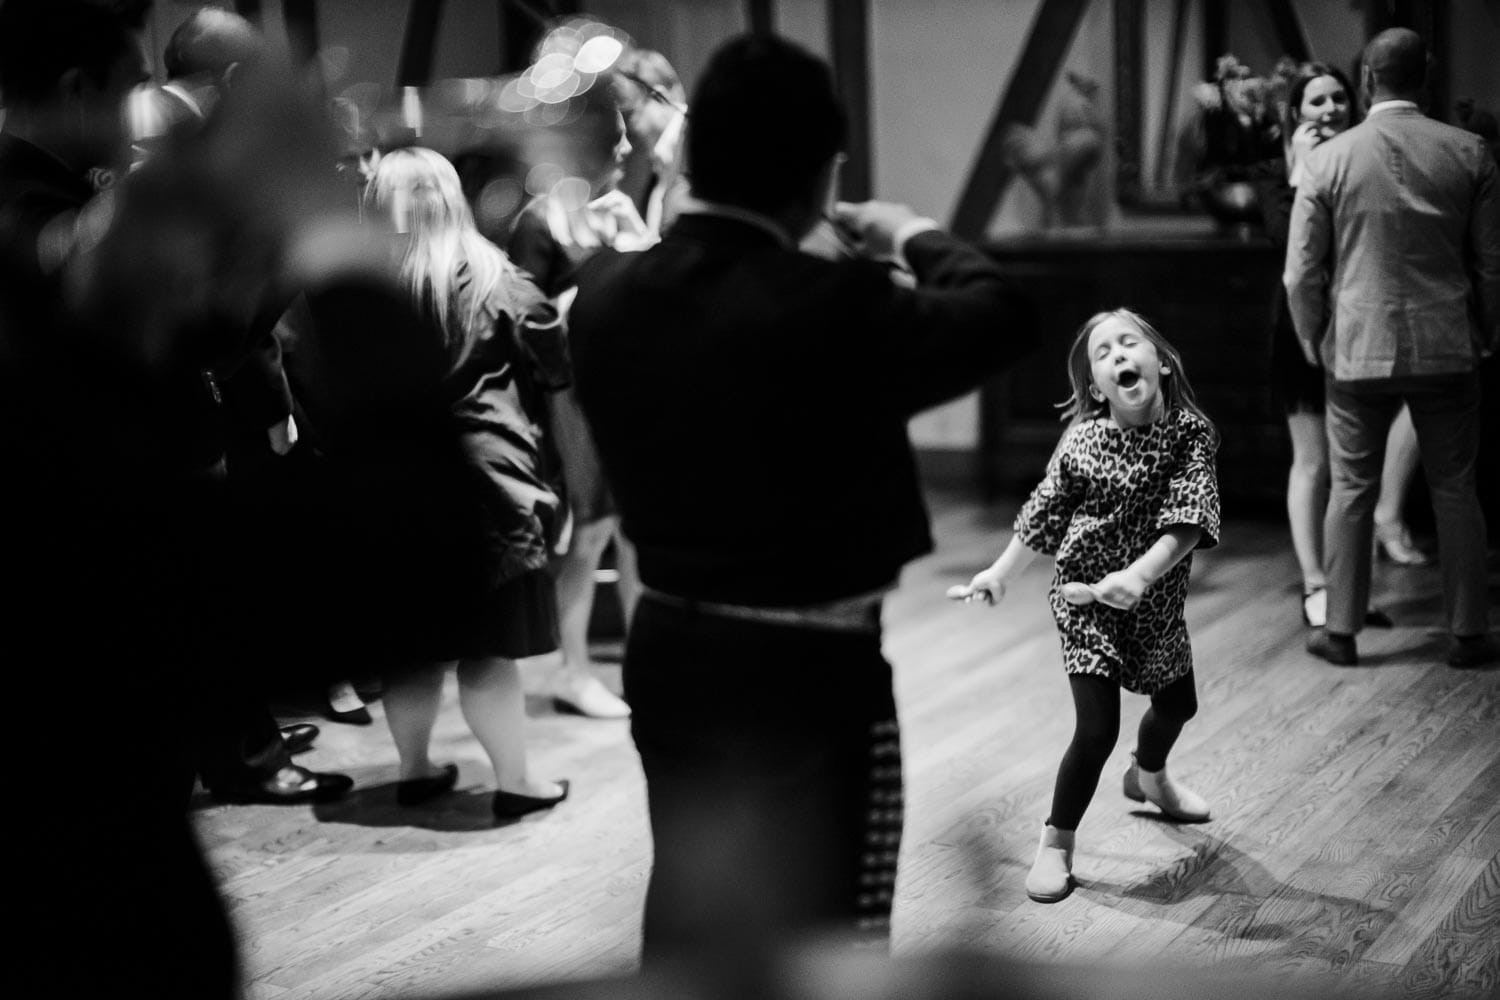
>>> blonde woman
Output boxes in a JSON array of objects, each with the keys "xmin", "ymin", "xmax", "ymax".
[{"xmin": 367, "ymin": 147, "xmax": 568, "ymax": 818}]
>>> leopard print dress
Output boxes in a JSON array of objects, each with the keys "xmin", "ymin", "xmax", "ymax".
[{"xmin": 1014, "ymin": 408, "xmax": 1220, "ymax": 695}]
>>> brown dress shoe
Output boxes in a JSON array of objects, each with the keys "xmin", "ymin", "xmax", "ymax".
[
  {"xmin": 212, "ymin": 765, "xmax": 354, "ymax": 805},
  {"xmin": 1448, "ymin": 634, "xmax": 1499, "ymax": 669},
  {"xmin": 1306, "ymin": 630, "xmax": 1358, "ymax": 666}
]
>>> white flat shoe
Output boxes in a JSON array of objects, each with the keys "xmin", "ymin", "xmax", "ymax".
[
  {"xmin": 552, "ymin": 675, "xmax": 631, "ymax": 719},
  {"xmin": 1025, "ymin": 823, "xmax": 1075, "ymax": 903},
  {"xmin": 1124, "ymin": 753, "xmax": 1211, "ymax": 822}
]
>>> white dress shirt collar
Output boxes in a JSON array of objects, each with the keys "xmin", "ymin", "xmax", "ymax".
[
  {"xmin": 1367, "ymin": 99, "xmax": 1419, "ymax": 116},
  {"xmin": 674, "ymin": 195, "xmax": 794, "ymax": 249}
]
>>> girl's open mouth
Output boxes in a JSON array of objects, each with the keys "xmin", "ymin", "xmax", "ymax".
[{"xmin": 1117, "ymin": 371, "xmax": 1140, "ymax": 389}]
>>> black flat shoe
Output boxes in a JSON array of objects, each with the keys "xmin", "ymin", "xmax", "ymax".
[
  {"xmin": 492, "ymin": 779, "xmax": 569, "ymax": 820},
  {"xmin": 324, "ymin": 703, "xmax": 373, "ymax": 726},
  {"xmin": 212, "ymin": 765, "xmax": 354, "ymax": 805},
  {"xmin": 396, "ymin": 763, "xmax": 459, "ymax": 806},
  {"xmin": 280, "ymin": 723, "xmax": 319, "ymax": 755}
]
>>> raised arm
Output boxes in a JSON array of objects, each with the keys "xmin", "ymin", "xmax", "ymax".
[
  {"xmin": 833, "ymin": 200, "xmax": 1037, "ymax": 416},
  {"xmin": 948, "ymin": 533, "xmax": 1041, "ymax": 606}
]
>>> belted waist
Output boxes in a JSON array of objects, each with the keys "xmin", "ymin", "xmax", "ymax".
[{"xmin": 643, "ymin": 586, "xmax": 884, "ymax": 634}]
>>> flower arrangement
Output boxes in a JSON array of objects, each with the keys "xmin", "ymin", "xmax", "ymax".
[
  {"xmin": 1188, "ymin": 54, "xmax": 1289, "ymax": 185},
  {"xmin": 1177, "ymin": 54, "xmax": 1305, "ymax": 225}
]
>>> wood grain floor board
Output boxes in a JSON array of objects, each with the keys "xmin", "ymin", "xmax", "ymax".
[
  {"xmin": 194, "ymin": 492, "xmax": 1498, "ymax": 998},
  {"xmin": 1362, "ymin": 853, "xmax": 1494, "ymax": 967}
]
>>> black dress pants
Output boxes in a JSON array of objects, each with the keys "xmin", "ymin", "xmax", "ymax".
[
  {"xmin": 626, "ymin": 595, "xmax": 903, "ymax": 963},
  {"xmin": 191, "ymin": 689, "xmax": 293, "ymax": 797}
]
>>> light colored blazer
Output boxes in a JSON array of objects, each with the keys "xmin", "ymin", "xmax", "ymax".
[{"xmin": 1284, "ymin": 104, "xmax": 1500, "ymax": 380}]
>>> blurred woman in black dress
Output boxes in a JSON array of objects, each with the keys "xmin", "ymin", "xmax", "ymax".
[{"xmin": 366, "ymin": 146, "xmax": 569, "ymax": 818}]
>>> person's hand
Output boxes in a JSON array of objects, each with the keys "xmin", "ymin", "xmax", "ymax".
[
  {"xmin": 1286, "ymin": 121, "xmax": 1324, "ymax": 188},
  {"xmin": 831, "ymin": 200, "xmax": 922, "ymax": 260},
  {"xmin": 1060, "ymin": 581, "xmax": 1096, "ymax": 605},
  {"xmin": 267, "ymin": 414, "xmax": 299, "ymax": 456},
  {"xmin": 1289, "ymin": 121, "xmax": 1324, "ymax": 160},
  {"xmin": 1090, "ymin": 568, "xmax": 1149, "ymax": 610},
  {"xmin": 947, "ymin": 569, "xmax": 1006, "ymax": 607}
]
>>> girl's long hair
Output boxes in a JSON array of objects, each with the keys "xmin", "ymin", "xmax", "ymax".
[
  {"xmin": 1057, "ymin": 308, "xmax": 1218, "ymax": 443},
  {"xmin": 365, "ymin": 146, "xmax": 543, "ymax": 367}
]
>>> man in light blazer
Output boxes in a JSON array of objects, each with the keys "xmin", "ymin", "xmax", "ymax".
[{"xmin": 1285, "ymin": 28, "xmax": 1499, "ymax": 669}]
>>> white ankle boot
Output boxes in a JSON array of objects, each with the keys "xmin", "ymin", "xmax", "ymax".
[
  {"xmin": 1123, "ymin": 752, "xmax": 1210, "ymax": 822},
  {"xmin": 1025, "ymin": 823, "xmax": 1075, "ymax": 902}
]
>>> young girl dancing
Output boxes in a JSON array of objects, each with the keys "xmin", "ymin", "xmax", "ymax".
[{"xmin": 950, "ymin": 308, "xmax": 1221, "ymax": 903}]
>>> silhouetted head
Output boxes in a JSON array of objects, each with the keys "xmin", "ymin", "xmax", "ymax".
[
  {"xmin": 1361, "ymin": 28, "xmax": 1426, "ymax": 104},
  {"xmin": 687, "ymin": 34, "xmax": 846, "ymax": 238},
  {"xmin": 162, "ymin": 5, "xmax": 262, "ymax": 85},
  {"xmin": 0, "ymin": 0, "xmax": 152, "ymax": 169},
  {"xmin": 614, "ymin": 47, "xmax": 684, "ymax": 148}
]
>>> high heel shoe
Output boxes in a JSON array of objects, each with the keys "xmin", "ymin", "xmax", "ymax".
[
  {"xmin": 1301, "ymin": 587, "xmax": 1327, "ymax": 628},
  {"xmin": 396, "ymin": 762, "xmax": 459, "ymax": 806},
  {"xmin": 1374, "ymin": 522, "xmax": 1429, "ymax": 566},
  {"xmin": 1303, "ymin": 586, "xmax": 1394, "ymax": 629},
  {"xmin": 492, "ymin": 779, "xmax": 569, "ymax": 820}
]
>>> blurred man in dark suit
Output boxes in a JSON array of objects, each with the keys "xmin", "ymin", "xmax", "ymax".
[
  {"xmin": 0, "ymin": 3, "xmax": 249, "ymax": 993},
  {"xmin": 567, "ymin": 33, "xmax": 1035, "ymax": 962}
]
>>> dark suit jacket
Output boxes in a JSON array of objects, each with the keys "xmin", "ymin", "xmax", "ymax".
[{"xmin": 568, "ymin": 212, "xmax": 1034, "ymax": 607}]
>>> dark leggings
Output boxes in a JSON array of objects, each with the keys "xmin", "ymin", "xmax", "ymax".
[{"xmin": 1046, "ymin": 670, "xmax": 1198, "ymax": 832}]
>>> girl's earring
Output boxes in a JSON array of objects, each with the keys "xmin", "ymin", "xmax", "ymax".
[
  {"xmin": 1161, "ymin": 366, "xmax": 1171, "ymax": 375},
  {"xmin": 1089, "ymin": 386, "xmax": 1104, "ymax": 401}
]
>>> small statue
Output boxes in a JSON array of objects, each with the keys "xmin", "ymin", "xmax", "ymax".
[{"xmin": 1000, "ymin": 71, "xmax": 1106, "ymax": 231}]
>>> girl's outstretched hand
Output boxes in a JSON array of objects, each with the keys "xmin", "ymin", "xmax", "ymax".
[
  {"xmin": 1090, "ymin": 569, "xmax": 1148, "ymax": 610},
  {"xmin": 947, "ymin": 570, "xmax": 1006, "ymax": 606}
]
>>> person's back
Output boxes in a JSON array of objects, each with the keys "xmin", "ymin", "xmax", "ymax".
[
  {"xmin": 1284, "ymin": 27, "xmax": 1498, "ymax": 671},
  {"xmin": 567, "ymin": 32, "xmax": 1035, "ymax": 960},
  {"xmin": 572, "ymin": 224, "xmax": 973, "ymax": 606},
  {"xmin": 1306, "ymin": 109, "xmax": 1496, "ymax": 377}
]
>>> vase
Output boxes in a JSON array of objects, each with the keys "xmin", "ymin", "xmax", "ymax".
[{"xmin": 1199, "ymin": 179, "xmax": 1262, "ymax": 235}]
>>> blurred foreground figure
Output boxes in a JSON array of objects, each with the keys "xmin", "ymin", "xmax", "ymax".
[
  {"xmin": 2, "ymin": 2, "xmax": 487, "ymax": 992},
  {"xmin": 567, "ymin": 34, "xmax": 1035, "ymax": 961},
  {"xmin": 0, "ymin": 1, "xmax": 240, "ymax": 994}
]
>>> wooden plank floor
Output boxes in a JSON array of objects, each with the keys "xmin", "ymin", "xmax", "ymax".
[{"xmin": 196, "ymin": 490, "xmax": 1500, "ymax": 1000}]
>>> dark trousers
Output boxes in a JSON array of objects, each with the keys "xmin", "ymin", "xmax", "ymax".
[
  {"xmin": 626, "ymin": 596, "xmax": 903, "ymax": 963},
  {"xmin": 1324, "ymin": 373, "xmax": 1490, "ymax": 637},
  {"xmin": 191, "ymin": 691, "xmax": 292, "ymax": 796}
]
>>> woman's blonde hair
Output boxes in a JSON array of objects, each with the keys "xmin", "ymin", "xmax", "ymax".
[
  {"xmin": 1057, "ymin": 307, "xmax": 1217, "ymax": 442},
  {"xmin": 366, "ymin": 146, "xmax": 542, "ymax": 366}
]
